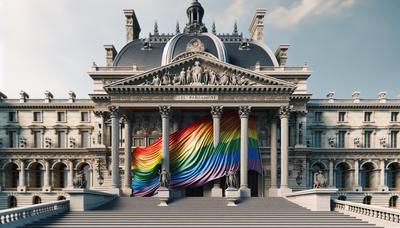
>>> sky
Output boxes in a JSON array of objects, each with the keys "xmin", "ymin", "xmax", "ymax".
[{"xmin": 0, "ymin": 0, "xmax": 399, "ymax": 99}]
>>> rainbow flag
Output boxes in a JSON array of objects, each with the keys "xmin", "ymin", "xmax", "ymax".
[{"xmin": 132, "ymin": 112, "xmax": 262, "ymax": 196}]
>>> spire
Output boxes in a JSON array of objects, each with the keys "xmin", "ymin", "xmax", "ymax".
[
  {"xmin": 212, "ymin": 22, "xmax": 216, "ymax": 34},
  {"xmin": 184, "ymin": 0, "xmax": 207, "ymax": 33},
  {"xmin": 176, "ymin": 22, "xmax": 180, "ymax": 34},
  {"xmin": 154, "ymin": 21, "xmax": 159, "ymax": 35},
  {"xmin": 233, "ymin": 21, "xmax": 238, "ymax": 35}
]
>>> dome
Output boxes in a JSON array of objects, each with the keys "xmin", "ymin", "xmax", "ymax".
[{"xmin": 161, "ymin": 33, "xmax": 227, "ymax": 65}]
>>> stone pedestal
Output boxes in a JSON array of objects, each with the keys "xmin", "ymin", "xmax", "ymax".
[
  {"xmin": 278, "ymin": 187, "xmax": 292, "ymax": 197},
  {"xmin": 109, "ymin": 188, "xmax": 121, "ymax": 196},
  {"xmin": 239, "ymin": 186, "xmax": 251, "ymax": 198},
  {"xmin": 157, "ymin": 187, "xmax": 170, "ymax": 207},
  {"xmin": 64, "ymin": 188, "xmax": 117, "ymax": 211},
  {"xmin": 286, "ymin": 188, "xmax": 338, "ymax": 211},
  {"xmin": 268, "ymin": 187, "xmax": 279, "ymax": 197},
  {"xmin": 225, "ymin": 187, "xmax": 239, "ymax": 207},
  {"xmin": 211, "ymin": 184, "xmax": 223, "ymax": 197}
]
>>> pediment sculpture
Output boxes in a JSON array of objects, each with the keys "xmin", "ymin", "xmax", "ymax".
[{"xmin": 140, "ymin": 61, "xmax": 258, "ymax": 87}]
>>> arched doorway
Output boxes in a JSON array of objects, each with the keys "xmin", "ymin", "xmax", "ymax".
[
  {"xmin": 28, "ymin": 162, "xmax": 44, "ymax": 190},
  {"xmin": 387, "ymin": 162, "xmax": 400, "ymax": 190},
  {"xmin": 8, "ymin": 196, "xmax": 17, "ymax": 208},
  {"xmin": 336, "ymin": 162, "xmax": 351, "ymax": 190},
  {"xmin": 32, "ymin": 196, "xmax": 42, "ymax": 204},
  {"xmin": 363, "ymin": 195, "xmax": 372, "ymax": 205},
  {"xmin": 360, "ymin": 162, "xmax": 378, "ymax": 191},
  {"xmin": 76, "ymin": 162, "xmax": 91, "ymax": 188},
  {"xmin": 53, "ymin": 163, "xmax": 68, "ymax": 189},
  {"xmin": 4, "ymin": 162, "xmax": 19, "ymax": 189}
]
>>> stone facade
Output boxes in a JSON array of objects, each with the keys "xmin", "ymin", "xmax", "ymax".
[{"xmin": 0, "ymin": 0, "xmax": 399, "ymax": 210}]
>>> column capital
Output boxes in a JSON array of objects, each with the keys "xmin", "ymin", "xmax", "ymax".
[
  {"xmin": 159, "ymin": 106, "xmax": 171, "ymax": 118},
  {"xmin": 239, "ymin": 106, "xmax": 251, "ymax": 118},
  {"xmin": 279, "ymin": 105, "xmax": 293, "ymax": 119},
  {"xmin": 109, "ymin": 106, "xmax": 120, "ymax": 118},
  {"xmin": 211, "ymin": 106, "xmax": 223, "ymax": 118},
  {"xmin": 94, "ymin": 110, "xmax": 110, "ymax": 119}
]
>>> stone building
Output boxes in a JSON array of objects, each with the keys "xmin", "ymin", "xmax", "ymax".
[{"xmin": 0, "ymin": 0, "xmax": 399, "ymax": 209}]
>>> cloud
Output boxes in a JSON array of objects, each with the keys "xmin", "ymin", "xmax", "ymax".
[{"xmin": 269, "ymin": 0, "xmax": 355, "ymax": 28}]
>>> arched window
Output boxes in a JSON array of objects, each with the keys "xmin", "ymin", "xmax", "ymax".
[
  {"xmin": 336, "ymin": 163, "xmax": 351, "ymax": 189},
  {"xmin": 387, "ymin": 163, "xmax": 400, "ymax": 190},
  {"xmin": 4, "ymin": 162, "xmax": 19, "ymax": 189},
  {"xmin": 8, "ymin": 196, "xmax": 17, "ymax": 208},
  {"xmin": 360, "ymin": 162, "xmax": 377, "ymax": 190},
  {"xmin": 389, "ymin": 196, "xmax": 398, "ymax": 208},
  {"xmin": 29, "ymin": 163, "xmax": 44, "ymax": 189},
  {"xmin": 363, "ymin": 196, "xmax": 372, "ymax": 205},
  {"xmin": 53, "ymin": 163, "xmax": 68, "ymax": 189},
  {"xmin": 338, "ymin": 195, "xmax": 347, "ymax": 201},
  {"xmin": 57, "ymin": 196, "xmax": 66, "ymax": 201},
  {"xmin": 32, "ymin": 196, "xmax": 42, "ymax": 204}
]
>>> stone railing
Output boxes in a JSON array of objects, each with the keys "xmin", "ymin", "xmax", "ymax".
[
  {"xmin": 286, "ymin": 188, "xmax": 338, "ymax": 211},
  {"xmin": 334, "ymin": 199, "xmax": 400, "ymax": 227},
  {"xmin": 0, "ymin": 200, "xmax": 69, "ymax": 228}
]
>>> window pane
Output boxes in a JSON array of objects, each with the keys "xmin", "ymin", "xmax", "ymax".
[
  {"xmin": 9, "ymin": 112, "xmax": 16, "ymax": 122},
  {"xmin": 57, "ymin": 112, "xmax": 65, "ymax": 122},
  {"xmin": 58, "ymin": 131, "xmax": 66, "ymax": 148},
  {"xmin": 81, "ymin": 131, "xmax": 89, "ymax": 147},
  {"xmin": 34, "ymin": 132, "xmax": 41, "ymax": 148},
  {"xmin": 33, "ymin": 112, "xmax": 41, "ymax": 122},
  {"xmin": 391, "ymin": 131, "xmax": 398, "ymax": 148},
  {"xmin": 391, "ymin": 112, "xmax": 398, "ymax": 122},
  {"xmin": 9, "ymin": 131, "xmax": 16, "ymax": 148},
  {"xmin": 81, "ymin": 112, "xmax": 89, "ymax": 122}
]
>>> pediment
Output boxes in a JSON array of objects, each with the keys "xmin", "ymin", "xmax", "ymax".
[{"xmin": 105, "ymin": 53, "xmax": 296, "ymax": 93}]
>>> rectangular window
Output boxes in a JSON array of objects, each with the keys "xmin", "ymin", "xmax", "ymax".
[
  {"xmin": 364, "ymin": 131, "xmax": 372, "ymax": 148},
  {"xmin": 364, "ymin": 112, "xmax": 372, "ymax": 122},
  {"xmin": 57, "ymin": 131, "xmax": 66, "ymax": 148},
  {"xmin": 8, "ymin": 131, "xmax": 17, "ymax": 148},
  {"xmin": 134, "ymin": 138, "xmax": 145, "ymax": 147},
  {"xmin": 81, "ymin": 131, "xmax": 89, "ymax": 148},
  {"xmin": 33, "ymin": 131, "xmax": 41, "ymax": 148},
  {"xmin": 391, "ymin": 131, "xmax": 398, "ymax": 148},
  {"xmin": 337, "ymin": 131, "xmax": 346, "ymax": 148},
  {"xmin": 313, "ymin": 131, "xmax": 322, "ymax": 148},
  {"xmin": 33, "ymin": 112, "xmax": 42, "ymax": 122},
  {"xmin": 338, "ymin": 112, "xmax": 346, "ymax": 122},
  {"xmin": 81, "ymin": 112, "xmax": 89, "ymax": 122},
  {"xmin": 314, "ymin": 112, "xmax": 322, "ymax": 122},
  {"xmin": 391, "ymin": 112, "xmax": 399, "ymax": 122},
  {"xmin": 8, "ymin": 112, "xmax": 17, "ymax": 122},
  {"xmin": 57, "ymin": 112, "xmax": 66, "ymax": 122},
  {"xmin": 148, "ymin": 137, "xmax": 157, "ymax": 146}
]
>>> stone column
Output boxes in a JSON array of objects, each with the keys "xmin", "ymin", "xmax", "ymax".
[
  {"xmin": 239, "ymin": 106, "xmax": 251, "ymax": 197},
  {"xmin": 123, "ymin": 114, "xmax": 133, "ymax": 196},
  {"xmin": 159, "ymin": 106, "xmax": 171, "ymax": 174},
  {"xmin": 329, "ymin": 160, "xmax": 334, "ymax": 187},
  {"xmin": 278, "ymin": 105, "xmax": 292, "ymax": 196},
  {"xmin": 43, "ymin": 160, "xmax": 51, "ymax": 192},
  {"xmin": 269, "ymin": 115, "xmax": 279, "ymax": 197},
  {"xmin": 379, "ymin": 159, "xmax": 388, "ymax": 191},
  {"xmin": 353, "ymin": 159, "xmax": 362, "ymax": 191},
  {"xmin": 110, "ymin": 106, "xmax": 121, "ymax": 193},
  {"xmin": 211, "ymin": 106, "xmax": 223, "ymax": 197},
  {"xmin": 67, "ymin": 160, "xmax": 74, "ymax": 189},
  {"xmin": 18, "ymin": 160, "xmax": 26, "ymax": 192}
]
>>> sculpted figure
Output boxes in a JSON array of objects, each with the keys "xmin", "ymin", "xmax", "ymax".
[
  {"xmin": 162, "ymin": 73, "xmax": 171, "ymax": 85},
  {"xmin": 173, "ymin": 74, "xmax": 180, "ymax": 85},
  {"xmin": 219, "ymin": 71, "xmax": 230, "ymax": 85},
  {"xmin": 313, "ymin": 171, "xmax": 327, "ymax": 188},
  {"xmin": 203, "ymin": 68, "xmax": 209, "ymax": 85},
  {"xmin": 151, "ymin": 75, "xmax": 161, "ymax": 86},
  {"xmin": 73, "ymin": 171, "xmax": 87, "ymax": 189},
  {"xmin": 179, "ymin": 68, "xmax": 186, "ymax": 85},
  {"xmin": 238, "ymin": 75, "xmax": 249, "ymax": 85},
  {"xmin": 192, "ymin": 61, "xmax": 203, "ymax": 83},
  {"xmin": 209, "ymin": 70, "xmax": 217, "ymax": 85},
  {"xmin": 225, "ymin": 170, "xmax": 238, "ymax": 188},
  {"xmin": 159, "ymin": 168, "xmax": 170, "ymax": 188},
  {"xmin": 186, "ymin": 66, "xmax": 192, "ymax": 84},
  {"xmin": 231, "ymin": 74, "xmax": 238, "ymax": 85}
]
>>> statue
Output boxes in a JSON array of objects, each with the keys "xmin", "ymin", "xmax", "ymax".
[
  {"xmin": 186, "ymin": 66, "xmax": 192, "ymax": 84},
  {"xmin": 73, "ymin": 170, "xmax": 87, "ymax": 189},
  {"xmin": 192, "ymin": 61, "xmax": 203, "ymax": 83},
  {"xmin": 173, "ymin": 74, "xmax": 180, "ymax": 85},
  {"xmin": 151, "ymin": 75, "xmax": 161, "ymax": 86},
  {"xmin": 179, "ymin": 68, "xmax": 186, "ymax": 85},
  {"xmin": 238, "ymin": 75, "xmax": 249, "ymax": 85},
  {"xmin": 313, "ymin": 171, "xmax": 327, "ymax": 188},
  {"xmin": 203, "ymin": 68, "xmax": 209, "ymax": 85},
  {"xmin": 159, "ymin": 168, "xmax": 170, "ymax": 188},
  {"xmin": 219, "ymin": 71, "xmax": 229, "ymax": 85},
  {"xmin": 231, "ymin": 74, "xmax": 238, "ymax": 85},
  {"xmin": 225, "ymin": 170, "xmax": 238, "ymax": 188},
  {"xmin": 162, "ymin": 73, "xmax": 171, "ymax": 85},
  {"xmin": 209, "ymin": 70, "xmax": 217, "ymax": 85}
]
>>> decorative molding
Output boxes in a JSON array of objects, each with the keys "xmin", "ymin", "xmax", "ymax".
[
  {"xmin": 279, "ymin": 105, "xmax": 293, "ymax": 119},
  {"xmin": 159, "ymin": 106, "xmax": 171, "ymax": 118},
  {"xmin": 108, "ymin": 106, "xmax": 120, "ymax": 118},
  {"xmin": 239, "ymin": 106, "xmax": 251, "ymax": 118},
  {"xmin": 210, "ymin": 106, "xmax": 223, "ymax": 118}
]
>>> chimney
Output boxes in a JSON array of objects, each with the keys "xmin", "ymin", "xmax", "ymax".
[
  {"xmin": 104, "ymin": 45, "xmax": 117, "ymax": 67},
  {"xmin": 44, "ymin": 90, "xmax": 54, "ymax": 103},
  {"xmin": 352, "ymin": 91, "xmax": 360, "ymax": 103},
  {"xmin": 68, "ymin": 91, "xmax": 76, "ymax": 103},
  {"xmin": 19, "ymin": 90, "xmax": 29, "ymax": 103},
  {"xmin": 326, "ymin": 92, "xmax": 335, "ymax": 103},
  {"xmin": 249, "ymin": 9, "xmax": 267, "ymax": 43},
  {"xmin": 0, "ymin": 91, "xmax": 7, "ymax": 102},
  {"xmin": 378, "ymin": 91, "xmax": 387, "ymax": 103},
  {"xmin": 275, "ymin": 44, "xmax": 290, "ymax": 67},
  {"xmin": 123, "ymin": 9, "xmax": 141, "ymax": 42}
]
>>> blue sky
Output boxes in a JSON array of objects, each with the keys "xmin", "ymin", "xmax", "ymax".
[{"xmin": 0, "ymin": 0, "xmax": 399, "ymax": 99}]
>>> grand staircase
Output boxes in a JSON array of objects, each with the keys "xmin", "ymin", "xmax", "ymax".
[{"xmin": 23, "ymin": 197, "xmax": 379, "ymax": 228}]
